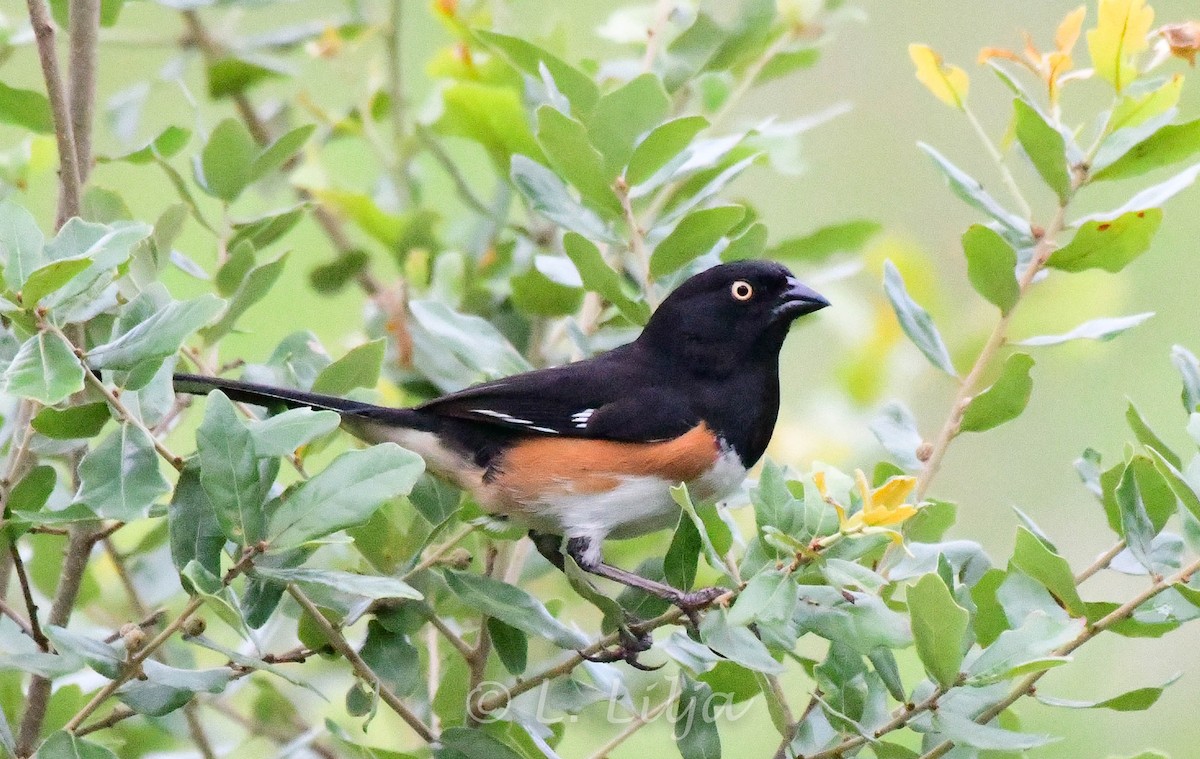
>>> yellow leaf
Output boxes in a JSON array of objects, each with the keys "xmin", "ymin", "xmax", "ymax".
[
  {"xmin": 871, "ymin": 476, "xmax": 917, "ymax": 511},
  {"xmin": 909, "ymin": 43, "xmax": 970, "ymax": 110},
  {"xmin": 1087, "ymin": 0, "xmax": 1155, "ymax": 91},
  {"xmin": 1055, "ymin": 6, "xmax": 1088, "ymax": 54}
]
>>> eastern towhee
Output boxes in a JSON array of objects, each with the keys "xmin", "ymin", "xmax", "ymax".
[{"xmin": 173, "ymin": 260, "xmax": 829, "ymax": 620}]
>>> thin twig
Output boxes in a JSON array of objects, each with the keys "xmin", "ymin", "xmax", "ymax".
[
  {"xmin": 287, "ymin": 584, "xmax": 437, "ymax": 742},
  {"xmin": 63, "ymin": 545, "xmax": 264, "ymax": 734},
  {"xmin": 401, "ymin": 523, "xmax": 478, "ymax": 579},
  {"xmin": 586, "ymin": 691, "xmax": 680, "ymax": 759},
  {"xmin": 75, "ymin": 706, "xmax": 136, "ymax": 737},
  {"xmin": 917, "ymin": 557, "xmax": 1200, "ymax": 759},
  {"xmin": 916, "ymin": 202, "xmax": 1070, "ymax": 501},
  {"xmin": 25, "ymin": 0, "xmax": 81, "ymax": 225},
  {"xmin": 476, "ymin": 590, "xmax": 736, "ymax": 714},
  {"xmin": 1074, "ymin": 539, "xmax": 1127, "ymax": 585},
  {"xmin": 641, "ymin": 0, "xmax": 673, "ymax": 73},
  {"xmin": 0, "ymin": 594, "xmax": 38, "ymax": 644},
  {"xmin": 7, "ymin": 543, "xmax": 47, "ymax": 651},
  {"xmin": 962, "ymin": 103, "xmax": 1033, "ymax": 221}
]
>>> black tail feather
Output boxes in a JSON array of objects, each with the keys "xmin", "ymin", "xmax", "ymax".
[{"xmin": 173, "ymin": 373, "xmax": 397, "ymax": 418}]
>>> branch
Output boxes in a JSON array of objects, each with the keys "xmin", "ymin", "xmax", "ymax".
[
  {"xmin": 917, "ymin": 556, "xmax": 1200, "ymax": 759},
  {"xmin": 475, "ymin": 590, "xmax": 736, "ymax": 715},
  {"xmin": 640, "ymin": 0, "xmax": 673, "ymax": 73},
  {"xmin": 916, "ymin": 202, "xmax": 1070, "ymax": 501},
  {"xmin": 62, "ymin": 545, "xmax": 263, "ymax": 734},
  {"xmin": 24, "ymin": 0, "xmax": 81, "ymax": 226},
  {"xmin": 67, "ymin": 0, "xmax": 100, "ymax": 184},
  {"xmin": 6, "ymin": 543, "xmax": 47, "ymax": 651},
  {"xmin": 286, "ymin": 584, "xmax": 437, "ymax": 743}
]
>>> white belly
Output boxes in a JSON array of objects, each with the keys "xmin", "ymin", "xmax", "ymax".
[{"xmin": 520, "ymin": 446, "xmax": 746, "ymax": 543}]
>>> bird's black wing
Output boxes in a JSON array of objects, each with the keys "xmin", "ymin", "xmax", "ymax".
[{"xmin": 415, "ymin": 346, "xmax": 698, "ymax": 442}]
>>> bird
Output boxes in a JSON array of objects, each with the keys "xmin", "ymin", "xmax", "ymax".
[{"xmin": 173, "ymin": 259, "xmax": 828, "ymax": 643}]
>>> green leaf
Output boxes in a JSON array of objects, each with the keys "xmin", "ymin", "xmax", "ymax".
[
  {"xmin": 1013, "ymin": 99, "xmax": 1072, "ymax": 201},
  {"xmin": 197, "ymin": 391, "xmax": 270, "ymax": 546},
  {"xmin": 586, "ymin": 73, "xmax": 670, "ymax": 177},
  {"xmin": 1116, "ymin": 463, "xmax": 1158, "ymax": 575},
  {"xmin": 248, "ymin": 408, "xmax": 341, "ymax": 458},
  {"xmin": 962, "ymin": 225, "xmax": 1019, "ymax": 314},
  {"xmin": 10, "ymin": 465, "xmax": 56, "ymax": 515},
  {"xmin": 0, "ymin": 200, "xmax": 46, "ymax": 292},
  {"xmin": 727, "ymin": 568, "xmax": 795, "ymax": 627},
  {"xmin": 253, "ymin": 567, "xmax": 422, "ymax": 601},
  {"xmin": 1110, "ymin": 75, "xmax": 1184, "ymax": 133},
  {"xmin": 442, "ymin": 569, "xmax": 587, "ymax": 649},
  {"xmin": 1047, "ymin": 210, "xmax": 1162, "ymax": 273},
  {"xmin": 511, "ymin": 155, "xmax": 614, "ymax": 243},
  {"xmin": 1096, "ymin": 162, "xmax": 1200, "ymax": 219},
  {"xmin": 21, "ymin": 259, "xmax": 91, "ymax": 306},
  {"xmin": 35, "ymin": 731, "xmax": 119, "ymax": 759},
  {"xmin": 74, "ymin": 423, "xmax": 169, "ymax": 521},
  {"xmin": 650, "ymin": 205, "xmax": 746, "ymax": 278},
  {"xmin": 664, "ymin": 510, "xmax": 702, "ymax": 591},
  {"xmin": 699, "ymin": 607, "xmax": 784, "ymax": 674},
  {"xmin": 488, "ymin": 618, "xmax": 528, "ymax": 675},
  {"xmin": 930, "ymin": 711, "xmax": 1056, "ymax": 751},
  {"xmin": 179, "ymin": 561, "xmax": 247, "ymax": 634},
  {"xmin": 207, "ymin": 55, "xmax": 288, "ymax": 100},
  {"xmin": 967, "ymin": 611, "xmax": 1082, "ymax": 684},
  {"xmin": 88, "ymin": 295, "xmax": 223, "ymax": 369},
  {"xmin": 674, "ymin": 674, "xmax": 722, "ymax": 759},
  {"xmin": 435, "ymin": 82, "xmax": 545, "ymax": 168},
  {"xmin": 626, "ymin": 116, "xmax": 709, "ymax": 186},
  {"xmin": 1037, "ymin": 673, "xmax": 1179, "ymax": 711},
  {"xmin": 919, "ymin": 143, "xmax": 1029, "ymax": 237},
  {"xmin": 510, "ymin": 256, "xmax": 585, "ymax": 316},
  {"xmin": 1093, "ymin": 118, "xmax": 1200, "ymax": 181},
  {"xmin": 960, "ymin": 353, "xmax": 1034, "ymax": 433},
  {"xmin": 169, "ymin": 463, "xmax": 224, "ymax": 576},
  {"xmin": 3, "ymin": 332, "xmax": 84, "ymax": 404},
  {"xmin": 229, "ymin": 206, "xmax": 304, "ymax": 251},
  {"xmin": 0, "ymin": 82, "xmax": 54, "ymax": 133},
  {"xmin": 883, "ymin": 260, "xmax": 956, "ymax": 377},
  {"xmin": 248, "ymin": 124, "xmax": 315, "ymax": 184},
  {"xmin": 535, "ymin": 106, "xmax": 619, "ymax": 214},
  {"xmin": 562, "ymin": 232, "xmax": 650, "ymax": 325},
  {"xmin": 768, "ymin": 220, "xmax": 881, "ymax": 264},
  {"xmin": 439, "ymin": 727, "xmax": 525, "ymax": 759},
  {"xmin": 42, "ymin": 219, "xmax": 152, "ymax": 305},
  {"xmin": 1171, "ymin": 345, "xmax": 1200, "ymax": 412},
  {"xmin": 268, "ymin": 444, "xmax": 424, "ymax": 551},
  {"xmin": 408, "ymin": 300, "xmax": 533, "ymax": 391},
  {"xmin": 474, "ymin": 31, "xmax": 599, "ymax": 115},
  {"xmin": 202, "ymin": 253, "xmax": 289, "ymax": 343},
  {"xmin": 106, "ymin": 126, "xmax": 191, "ymax": 165},
  {"xmin": 310, "ymin": 339, "xmax": 385, "ymax": 396},
  {"xmin": 672, "ymin": 485, "xmax": 732, "ymax": 576},
  {"xmin": 908, "ymin": 573, "xmax": 969, "ymax": 687},
  {"xmin": 1010, "ymin": 527, "xmax": 1086, "ymax": 616},
  {"xmin": 1146, "ymin": 447, "xmax": 1200, "ymax": 524},
  {"xmin": 1018, "ymin": 312, "xmax": 1155, "ymax": 347},
  {"xmin": 720, "ymin": 221, "xmax": 768, "ymax": 262},
  {"xmin": 870, "ymin": 401, "xmax": 923, "ymax": 472},
  {"xmin": 32, "ymin": 402, "xmax": 111, "ymax": 439},
  {"xmin": 44, "ymin": 626, "xmax": 122, "ymax": 678},
  {"xmin": 1127, "ymin": 402, "xmax": 1181, "ymax": 468},
  {"xmin": 197, "ymin": 118, "xmax": 259, "ymax": 202}
]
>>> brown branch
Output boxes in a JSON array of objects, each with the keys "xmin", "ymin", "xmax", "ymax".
[
  {"xmin": 287, "ymin": 584, "xmax": 436, "ymax": 742},
  {"xmin": 67, "ymin": 0, "xmax": 100, "ymax": 184},
  {"xmin": 62, "ymin": 545, "xmax": 263, "ymax": 734},
  {"xmin": 75, "ymin": 706, "xmax": 136, "ymax": 737},
  {"xmin": 24, "ymin": 0, "xmax": 81, "ymax": 225},
  {"xmin": 17, "ymin": 525, "xmax": 95, "ymax": 753},
  {"xmin": 7, "ymin": 542, "xmax": 48, "ymax": 651},
  {"xmin": 0, "ymin": 592, "xmax": 38, "ymax": 644}
]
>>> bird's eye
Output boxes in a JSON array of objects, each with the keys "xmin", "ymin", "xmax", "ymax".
[{"xmin": 731, "ymin": 280, "xmax": 754, "ymax": 301}]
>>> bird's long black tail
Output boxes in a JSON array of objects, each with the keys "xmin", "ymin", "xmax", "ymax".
[{"xmin": 172, "ymin": 373, "xmax": 420, "ymax": 425}]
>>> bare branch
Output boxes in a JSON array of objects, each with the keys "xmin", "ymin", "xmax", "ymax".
[
  {"xmin": 24, "ymin": 0, "xmax": 81, "ymax": 226},
  {"xmin": 67, "ymin": 0, "xmax": 101, "ymax": 183}
]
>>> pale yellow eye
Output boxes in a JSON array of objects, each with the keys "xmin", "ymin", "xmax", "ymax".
[{"xmin": 731, "ymin": 280, "xmax": 753, "ymax": 301}]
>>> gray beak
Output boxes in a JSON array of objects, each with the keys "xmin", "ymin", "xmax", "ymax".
[{"xmin": 772, "ymin": 277, "xmax": 830, "ymax": 320}]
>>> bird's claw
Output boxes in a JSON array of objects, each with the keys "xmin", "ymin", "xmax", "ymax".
[
  {"xmin": 668, "ymin": 586, "xmax": 725, "ymax": 629},
  {"xmin": 583, "ymin": 626, "xmax": 661, "ymax": 670}
]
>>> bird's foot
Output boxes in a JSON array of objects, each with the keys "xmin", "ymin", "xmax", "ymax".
[
  {"xmin": 584, "ymin": 626, "xmax": 661, "ymax": 671},
  {"xmin": 664, "ymin": 585, "xmax": 726, "ymax": 629}
]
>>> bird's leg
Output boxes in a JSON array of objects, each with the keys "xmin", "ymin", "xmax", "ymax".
[
  {"xmin": 565, "ymin": 536, "xmax": 725, "ymax": 628},
  {"xmin": 528, "ymin": 531, "xmax": 657, "ymax": 669}
]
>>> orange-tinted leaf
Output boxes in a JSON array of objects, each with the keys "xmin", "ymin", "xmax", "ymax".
[{"xmin": 909, "ymin": 44, "xmax": 969, "ymax": 109}]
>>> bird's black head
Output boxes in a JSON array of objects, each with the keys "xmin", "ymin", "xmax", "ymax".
[{"xmin": 638, "ymin": 260, "xmax": 829, "ymax": 374}]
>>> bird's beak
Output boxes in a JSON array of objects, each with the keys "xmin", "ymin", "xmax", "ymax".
[{"xmin": 772, "ymin": 277, "xmax": 830, "ymax": 320}]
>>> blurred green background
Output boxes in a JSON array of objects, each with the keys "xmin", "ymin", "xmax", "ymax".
[{"xmin": 3, "ymin": 0, "xmax": 1199, "ymax": 756}]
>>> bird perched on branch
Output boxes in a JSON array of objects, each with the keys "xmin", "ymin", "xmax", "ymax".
[{"xmin": 174, "ymin": 260, "xmax": 828, "ymax": 658}]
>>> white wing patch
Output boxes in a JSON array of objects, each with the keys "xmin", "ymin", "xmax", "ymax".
[
  {"xmin": 571, "ymin": 409, "xmax": 594, "ymax": 429},
  {"xmin": 468, "ymin": 408, "xmax": 560, "ymax": 434}
]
